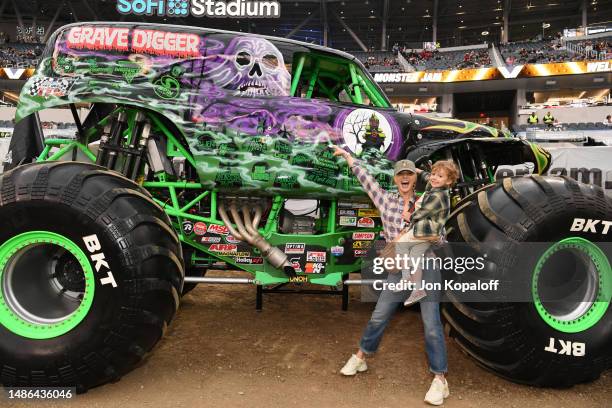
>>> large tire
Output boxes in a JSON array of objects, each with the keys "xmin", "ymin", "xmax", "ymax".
[
  {"xmin": 443, "ymin": 175, "xmax": 612, "ymax": 387},
  {"xmin": 0, "ymin": 161, "xmax": 183, "ymax": 392}
]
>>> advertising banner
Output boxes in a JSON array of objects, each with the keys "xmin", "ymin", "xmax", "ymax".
[{"xmin": 373, "ymin": 59, "xmax": 612, "ymax": 84}]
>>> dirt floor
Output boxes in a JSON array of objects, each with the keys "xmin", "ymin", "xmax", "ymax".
[{"xmin": 5, "ymin": 270, "xmax": 611, "ymax": 408}]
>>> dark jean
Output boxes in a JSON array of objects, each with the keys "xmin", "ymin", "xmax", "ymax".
[{"xmin": 358, "ymin": 262, "xmax": 448, "ymax": 375}]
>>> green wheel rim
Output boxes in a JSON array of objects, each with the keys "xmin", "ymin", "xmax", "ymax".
[
  {"xmin": 0, "ymin": 231, "xmax": 95, "ymax": 339},
  {"xmin": 532, "ymin": 237, "xmax": 611, "ymax": 333}
]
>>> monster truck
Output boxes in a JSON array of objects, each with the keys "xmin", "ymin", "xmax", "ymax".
[{"xmin": 0, "ymin": 22, "xmax": 609, "ymax": 391}]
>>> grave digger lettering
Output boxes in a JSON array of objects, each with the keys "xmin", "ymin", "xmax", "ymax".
[
  {"xmin": 82, "ymin": 234, "xmax": 118, "ymax": 288},
  {"xmin": 67, "ymin": 26, "xmax": 201, "ymax": 57}
]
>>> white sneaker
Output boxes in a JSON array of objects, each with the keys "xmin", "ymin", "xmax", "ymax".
[
  {"xmin": 404, "ymin": 289, "xmax": 427, "ymax": 306},
  {"xmin": 340, "ymin": 354, "xmax": 367, "ymax": 376},
  {"xmin": 424, "ymin": 377, "xmax": 449, "ymax": 406}
]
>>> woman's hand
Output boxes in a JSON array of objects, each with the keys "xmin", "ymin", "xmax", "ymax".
[{"xmin": 331, "ymin": 145, "xmax": 355, "ymax": 167}]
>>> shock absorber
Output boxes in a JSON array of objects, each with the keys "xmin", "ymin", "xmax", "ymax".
[
  {"xmin": 95, "ymin": 122, "xmax": 112, "ymax": 166},
  {"xmin": 105, "ymin": 111, "xmax": 128, "ymax": 170},
  {"xmin": 129, "ymin": 121, "xmax": 152, "ymax": 180},
  {"xmin": 121, "ymin": 112, "xmax": 147, "ymax": 177}
]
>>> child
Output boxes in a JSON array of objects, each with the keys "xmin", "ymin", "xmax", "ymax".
[{"xmin": 397, "ymin": 160, "xmax": 458, "ymax": 305}]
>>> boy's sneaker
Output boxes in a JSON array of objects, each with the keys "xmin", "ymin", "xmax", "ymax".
[
  {"xmin": 424, "ymin": 377, "xmax": 449, "ymax": 406},
  {"xmin": 340, "ymin": 354, "xmax": 367, "ymax": 376},
  {"xmin": 404, "ymin": 289, "xmax": 427, "ymax": 306}
]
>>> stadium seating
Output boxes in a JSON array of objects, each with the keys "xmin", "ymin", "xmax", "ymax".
[
  {"xmin": 400, "ymin": 48, "xmax": 491, "ymax": 71},
  {"xmin": 352, "ymin": 51, "xmax": 401, "ymax": 72},
  {"xmin": 565, "ymin": 35, "xmax": 612, "ymax": 60},
  {"xmin": 499, "ymin": 39, "xmax": 580, "ymax": 65},
  {"xmin": 0, "ymin": 43, "xmax": 42, "ymax": 68}
]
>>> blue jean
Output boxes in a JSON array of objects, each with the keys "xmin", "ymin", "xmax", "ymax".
[{"xmin": 358, "ymin": 262, "xmax": 448, "ymax": 375}]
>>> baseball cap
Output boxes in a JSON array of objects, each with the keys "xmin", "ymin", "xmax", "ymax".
[{"xmin": 394, "ymin": 159, "xmax": 416, "ymax": 176}]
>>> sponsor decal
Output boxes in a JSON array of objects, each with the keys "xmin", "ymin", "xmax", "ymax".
[
  {"xmin": 338, "ymin": 209, "xmax": 356, "ymax": 216},
  {"xmin": 28, "ymin": 77, "xmax": 75, "ymax": 97},
  {"xmin": 306, "ymin": 251, "xmax": 326, "ymax": 262},
  {"xmin": 225, "ymin": 234, "xmax": 241, "ymax": 244},
  {"xmin": 338, "ymin": 202, "xmax": 371, "ymax": 209},
  {"xmin": 357, "ymin": 217, "xmax": 375, "ymax": 228},
  {"xmin": 570, "ymin": 218, "xmax": 612, "ymax": 234},
  {"xmin": 354, "ymin": 249, "xmax": 369, "ymax": 257},
  {"xmin": 82, "ymin": 234, "xmax": 118, "ymax": 287},
  {"xmin": 209, "ymin": 243, "xmax": 237, "ymax": 252},
  {"xmin": 154, "ymin": 74, "xmax": 181, "ymax": 99},
  {"xmin": 193, "ymin": 222, "xmax": 207, "ymax": 236},
  {"xmin": 358, "ymin": 208, "xmax": 380, "ymax": 217},
  {"xmin": 289, "ymin": 275, "xmax": 308, "ymax": 283},
  {"xmin": 67, "ymin": 26, "xmax": 201, "ymax": 57},
  {"xmin": 284, "ymin": 243, "xmax": 305, "ymax": 254},
  {"xmin": 235, "ymin": 256, "xmax": 264, "ymax": 264},
  {"xmin": 352, "ymin": 232, "xmax": 376, "ymax": 240},
  {"xmin": 182, "ymin": 220, "xmax": 194, "ymax": 235},
  {"xmin": 208, "ymin": 224, "xmax": 229, "ymax": 235},
  {"xmin": 289, "ymin": 257, "xmax": 302, "ymax": 273},
  {"xmin": 201, "ymin": 236, "xmax": 222, "ymax": 243},
  {"xmin": 339, "ymin": 216, "xmax": 357, "ymax": 226},
  {"xmin": 544, "ymin": 337, "xmax": 585, "ymax": 357},
  {"xmin": 116, "ymin": 0, "xmax": 281, "ymax": 18},
  {"xmin": 331, "ymin": 246, "xmax": 344, "ymax": 256},
  {"xmin": 352, "ymin": 240, "xmax": 373, "ymax": 249},
  {"xmin": 77, "ymin": 59, "xmax": 143, "ymax": 84},
  {"xmin": 305, "ymin": 262, "xmax": 325, "ymax": 274}
]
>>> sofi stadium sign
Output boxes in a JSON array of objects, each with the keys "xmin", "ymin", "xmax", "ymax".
[
  {"xmin": 116, "ymin": 0, "xmax": 280, "ymax": 17},
  {"xmin": 373, "ymin": 59, "xmax": 612, "ymax": 83}
]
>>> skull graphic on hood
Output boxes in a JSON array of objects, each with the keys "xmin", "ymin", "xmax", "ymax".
[{"xmin": 204, "ymin": 36, "xmax": 291, "ymax": 97}]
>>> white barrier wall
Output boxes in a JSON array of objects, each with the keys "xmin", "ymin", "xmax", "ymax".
[
  {"xmin": 518, "ymin": 106, "xmax": 612, "ymax": 125},
  {"xmin": 496, "ymin": 146, "xmax": 612, "ymax": 197},
  {"xmin": 0, "ymin": 107, "xmax": 76, "ymax": 122}
]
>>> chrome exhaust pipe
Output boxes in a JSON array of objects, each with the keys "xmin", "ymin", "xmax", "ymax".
[{"xmin": 218, "ymin": 201, "xmax": 296, "ymax": 277}]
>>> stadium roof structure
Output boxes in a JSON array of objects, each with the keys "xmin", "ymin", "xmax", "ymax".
[{"xmin": 0, "ymin": 0, "xmax": 611, "ymax": 49}]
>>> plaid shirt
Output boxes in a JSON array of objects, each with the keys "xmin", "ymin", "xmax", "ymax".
[
  {"xmin": 409, "ymin": 185, "xmax": 451, "ymax": 239},
  {"xmin": 351, "ymin": 163, "xmax": 428, "ymax": 242}
]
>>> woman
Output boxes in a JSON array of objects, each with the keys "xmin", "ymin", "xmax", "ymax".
[{"xmin": 333, "ymin": 146, "xmax": 449, "ymax": 406}]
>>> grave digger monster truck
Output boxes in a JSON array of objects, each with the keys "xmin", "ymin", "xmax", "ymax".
[{"xmin": 0, "ymin": 22, "xmax": 610, "ymax": 392}]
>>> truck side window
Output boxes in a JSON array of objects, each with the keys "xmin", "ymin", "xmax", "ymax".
[{"xmin": 290, "ymin": 52, "xmax": 388, "ymax": 108}]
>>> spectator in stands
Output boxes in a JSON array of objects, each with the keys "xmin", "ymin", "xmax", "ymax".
[
  {"xmin": 543, "ymin": 112, "xmax": 555, "ymax": 128},
  {"xmin": 528, "ymin": 112, "xmax": 538, "ymax": 125},
  {"xmin": 605, "ymin": 115, "xmax": 612, "ymax": 126}
]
